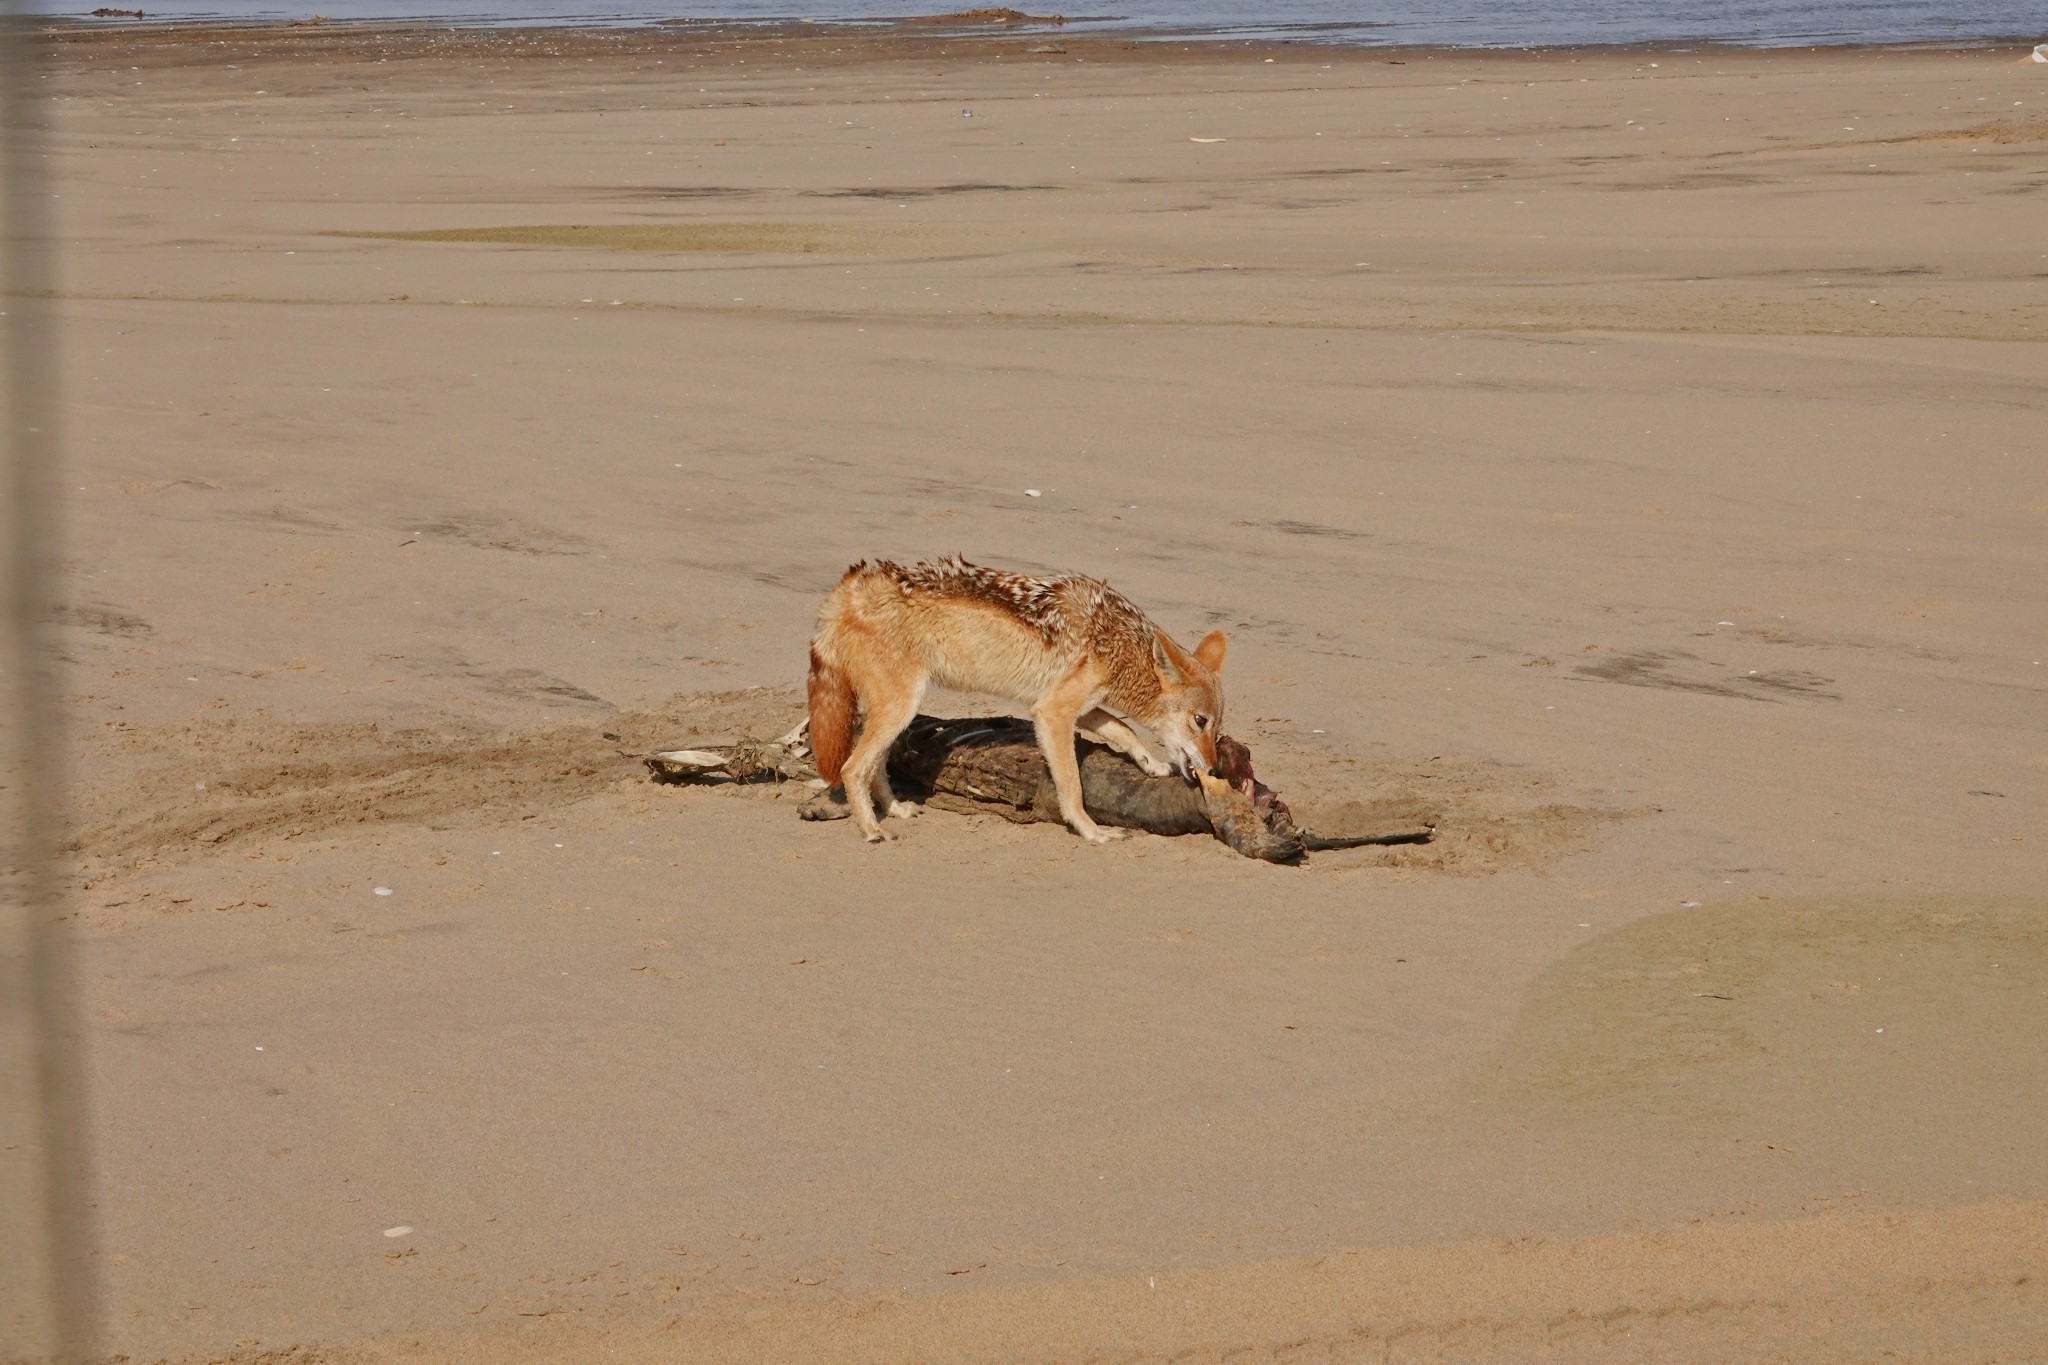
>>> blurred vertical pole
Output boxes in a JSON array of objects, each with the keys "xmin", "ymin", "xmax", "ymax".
[{"xmin": 1, "ymin": 0, "xmax": 97, "ymax": 1362}]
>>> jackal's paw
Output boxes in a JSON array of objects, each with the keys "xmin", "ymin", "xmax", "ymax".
[
  {"xmin": 1077, "ymin": 824, "xmax": 1130, "ymax": 845},
  {"xmin": 1135, "ymin": 754, "xmax": 1175, "ymax": 778},
  {"xmin": 886, "ymin": 800, "xmax": 924, "ymax": 820},
  {"xmin": 861, "ymin": 827, "xmax": 897, "ymax": 844}
]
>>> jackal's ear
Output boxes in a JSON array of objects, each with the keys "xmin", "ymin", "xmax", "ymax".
[
  {"xmin": 1151, "ymin": 630, "xmax": 1188, "ymax": 681},
  {"xmin": 1193, "ymin": 630, "xmax": 1227, "ymax": 674}
]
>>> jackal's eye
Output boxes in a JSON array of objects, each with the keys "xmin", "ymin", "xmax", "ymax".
[{"xmin": 1192, "ymin": 714, "xmax": 1210, "ymax": 730}]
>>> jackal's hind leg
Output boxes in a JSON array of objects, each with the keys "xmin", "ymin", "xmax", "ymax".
[
  {"xmin": 1076, "ymin": 707, "xmax": 1173, "ymax": 778},
  {"xmin": 841, "ymin": 679, "xmax": 925, "ymax": 842}
]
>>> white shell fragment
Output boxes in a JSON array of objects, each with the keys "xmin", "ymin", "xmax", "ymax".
[
  {"xmin": 383, "ymin": 1226, "xmax": 413, "ymax": 1238},
  {"xmin": 645, "ymin": 720, "xmax": 816, "ymax": 784}
]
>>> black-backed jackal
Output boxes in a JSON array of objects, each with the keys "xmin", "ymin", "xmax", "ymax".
[{"xmin": 806, "ymin": 556, "xmax": 1226, "ymax": 844}]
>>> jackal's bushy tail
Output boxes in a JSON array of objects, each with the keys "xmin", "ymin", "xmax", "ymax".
[{"xmin": 807, "ymin": 645, "xmax": 855, "ymax": 786}]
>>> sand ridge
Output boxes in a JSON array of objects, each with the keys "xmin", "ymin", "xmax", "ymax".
[{"xmin": 143, "ymin": 1200, "xmax": 2047, "ymax": 1364}]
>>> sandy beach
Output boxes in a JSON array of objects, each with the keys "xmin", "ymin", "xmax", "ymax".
[{"xmin": 24, "ymin": 17, "xmax": 2048, "ymax": 1362}]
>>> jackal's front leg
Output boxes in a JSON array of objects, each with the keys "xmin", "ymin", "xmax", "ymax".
[
  {"xmin": 1075, "ymin": 707, "xmax": 1173, "ymax": 778},
  {"xmin": 1033, "ymin": 686, "xmax": 1128, "ymax": 845}
]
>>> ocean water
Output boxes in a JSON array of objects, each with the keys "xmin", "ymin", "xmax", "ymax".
[{"xmin": 46, "ymin": 0, "xmax": 2047, "ymax": 47}]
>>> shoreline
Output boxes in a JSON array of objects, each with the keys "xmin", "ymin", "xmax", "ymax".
[{"xmin": 39, "ymin": 13, "xmax": 2048, "ymax": 61}]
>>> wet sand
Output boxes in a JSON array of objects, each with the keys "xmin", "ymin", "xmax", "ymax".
[{"xmin": 31, "ymin": 18, "xmax": 2048, "ymax": 1363}]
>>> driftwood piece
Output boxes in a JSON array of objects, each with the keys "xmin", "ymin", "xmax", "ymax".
[
  {"xmin": 765, "ymin": 716, "xmax": 1432, "ymax": 863},
  {"xmin": 806, "ymin": 714, "xmax": 1221, "ymax": 833},
  {"xmin": 647, "ymin": 715, "xmax": 1432, "ymax": 862}
]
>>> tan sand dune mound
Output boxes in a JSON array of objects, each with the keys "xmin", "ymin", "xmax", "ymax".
[
  {"xmin": 75, "ymin": 686, "xmax": 1620, "ymax": 877},
  {"xmin": 72, "ymin": 688, "xmax": 803, "ymax": 867}
]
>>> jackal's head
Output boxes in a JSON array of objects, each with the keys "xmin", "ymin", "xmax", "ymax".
[{"xmin": 1148, "ymin": 629, "xmax": 1228, "ymax": 777}]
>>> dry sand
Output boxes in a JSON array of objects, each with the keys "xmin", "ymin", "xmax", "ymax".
[{"xmin": 22, "ymin": 18, "xmax": 2048, "ymax": 1363}]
